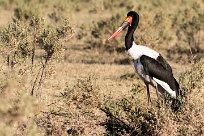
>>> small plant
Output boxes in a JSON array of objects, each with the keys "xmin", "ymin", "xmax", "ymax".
[
  {"xmin": 101, "ymin": 81, "xmax": 157, "ymax": 135},
  {"xmin": 101, "ymin": 98, "xmax": 158, "ymax": 135},
  {"xmin": 36, "ymin": 77, "xmax": 103, "ymax": 135}
]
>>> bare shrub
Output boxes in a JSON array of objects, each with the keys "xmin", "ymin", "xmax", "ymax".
[
  {"xmin": 0, "ymin": 3, "xmax": 73, "ymax": 95},
  {"xmin": 36, "ymin": 77, "xmax": 104, "ymax": 135}
]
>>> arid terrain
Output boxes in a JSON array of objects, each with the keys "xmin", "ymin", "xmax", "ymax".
[{"xmin": 0, "ymin": 0, "xmax": 204, "ymax": 135}]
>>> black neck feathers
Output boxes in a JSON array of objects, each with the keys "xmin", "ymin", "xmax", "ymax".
[{"xmin": 125, "ymin": 11, "xmax": 139, "ymax": 50}]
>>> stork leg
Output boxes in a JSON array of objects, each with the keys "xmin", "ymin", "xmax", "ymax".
[
  {"xmin": 152, "ymin": 80, "xmax": 160, "ymax": 106},
  {"xmin": 145, "ymin": 83, "xmax": 151, "ymax": 107},
  {"xmin": 152, "ymin": 80, "xmax": 160, "ymax": 107},
  {"xmin": 156, "ymin": 85, "xmax": 161, "ymax": 107}
]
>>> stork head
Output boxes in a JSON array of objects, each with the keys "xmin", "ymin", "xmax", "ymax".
[{"xmin": 108, "ymin": 11, "xmax": 139, "ymax": 40}]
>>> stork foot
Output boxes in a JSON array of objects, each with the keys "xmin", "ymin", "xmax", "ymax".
[
  {"xmin": 146, "ymin": 83, "xmax": 152, "ymax": 107},
  {"xmin": 148, "ymin": 100, "xmax": 152, "ymax": 107},
  {"xmin": 156, "ymin": 101, "xmax": 161, "ymax": 108}
]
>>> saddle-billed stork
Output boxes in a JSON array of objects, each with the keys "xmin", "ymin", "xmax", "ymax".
[{"xmin": 108, "ymin": 11, "xmax": 180, "ymax": 106}]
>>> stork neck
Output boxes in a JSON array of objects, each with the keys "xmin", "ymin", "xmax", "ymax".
[{"xmin": 125, "ymin": 21, "xmax": 138, "ymax": 50}]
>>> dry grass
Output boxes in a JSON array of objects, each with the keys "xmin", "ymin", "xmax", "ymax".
[{"xmin": 0, "ymin": 0, "xmax": 204, "ymax": 135}]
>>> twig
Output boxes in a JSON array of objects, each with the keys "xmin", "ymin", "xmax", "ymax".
[{"xmin": 31, "ymin": 66, "xmax": 43, "ymax": 96}]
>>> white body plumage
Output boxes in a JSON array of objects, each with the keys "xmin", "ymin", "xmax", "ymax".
[{"xmin": 128, "ymin": 42, "xmax": 159, "ymax": 60}]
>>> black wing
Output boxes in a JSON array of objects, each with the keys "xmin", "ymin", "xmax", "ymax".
[
  {"xmin": 156, "ymin": 55, "xmax": 172, "ymax": 73},
  {"xmin": 140, "ymin": 55, "xmax": 179, "ymax": 93}
]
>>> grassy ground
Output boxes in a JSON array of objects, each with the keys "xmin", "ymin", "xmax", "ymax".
[{"xmin": 0, "ymin": 0, "xmax": 204, "ymax": 135}]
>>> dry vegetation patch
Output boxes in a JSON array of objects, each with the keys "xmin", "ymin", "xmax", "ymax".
[{"xmin": 35, "ymin": 77, "xmax": 105, "ymax": 135}]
